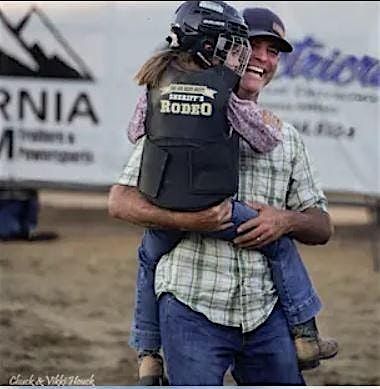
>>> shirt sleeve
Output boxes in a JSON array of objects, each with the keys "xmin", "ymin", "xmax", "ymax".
[
  {"xmin": 227, "ymin": 92, "xmax": 283, "ymax": 153},
  {"xmin": 286, "ymin": 127, "xmax": 328, "ymax": 212},
  {"xmin": 127, "ymin": 88, "xmax": 148, "ymax": 144},
  {"xmin": 117, "ymin": 137, "xmax": 145, "ymax": 187}
]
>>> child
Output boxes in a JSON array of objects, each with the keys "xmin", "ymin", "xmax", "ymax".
[{"xmin": 125, "ymin": 1, "xmax": 338, "ymax": 384}]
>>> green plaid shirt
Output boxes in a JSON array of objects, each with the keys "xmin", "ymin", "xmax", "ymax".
[{"xmin": 118, "ymin": 123, "xmax": 327, "ymax": 332}]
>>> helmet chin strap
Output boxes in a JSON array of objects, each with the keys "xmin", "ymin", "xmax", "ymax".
[
  {"xmin": 192, "ymin": 36, "xmax": 216, "ymax": 68},
  {"xmin": 195, "ymin": 51, "xmax": 213, "ymax": 68}
]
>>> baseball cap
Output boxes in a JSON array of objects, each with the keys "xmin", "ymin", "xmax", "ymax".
[{"xmin": 242, "ymin": 7, "xmax": 293, "ymax": 52}]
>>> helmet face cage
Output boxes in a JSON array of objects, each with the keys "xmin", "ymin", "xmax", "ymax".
[
  {"xmin": 168, "ymin": 1, "xmax": 252, "ymax": 74},
  {"xmin": 213, "ymin": 34, "xmax": 252, "ymax": 76}
]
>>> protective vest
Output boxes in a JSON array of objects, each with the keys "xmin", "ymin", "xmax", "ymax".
[{"xmin": 138, "ymin": 64, "xmax": 240, "ymax": 211}]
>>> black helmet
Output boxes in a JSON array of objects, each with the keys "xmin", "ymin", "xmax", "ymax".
[{"xmin": 167, "ymin": 1, "xmax": 251, "ymax": 74}]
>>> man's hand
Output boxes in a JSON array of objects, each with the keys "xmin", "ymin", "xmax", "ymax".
[
  {"xmin": 233, "ymin": 201, "xmax": 290, "ymax": 248},
  {"xmin": 109, "ymin": 185, "xmax": 233, "ymax": 232},
  {"xmin": 180, "ymin": 198, "xmax": 233, "ymax": 232},
  {"xmin": 233, "ymin": 201, "xmax": 333, "ymax": 249}
]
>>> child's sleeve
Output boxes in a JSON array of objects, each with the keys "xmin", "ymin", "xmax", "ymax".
[
  {"xmin": 127, "ymin": 88, "xmax": 148, "ymax": 144},
  {"xmin": 227, "ymin": 92, "xmax": 283, "ymax": 153}
]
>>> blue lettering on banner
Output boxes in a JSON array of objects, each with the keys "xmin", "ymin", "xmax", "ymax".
[{"xmin": 277, "ymin": 36, "xmax": 379, "ymax": 88}]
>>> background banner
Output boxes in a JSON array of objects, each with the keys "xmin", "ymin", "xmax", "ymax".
[{"xmin": 0, "ymin": 1, "xmax": 379, "ymax": 195}]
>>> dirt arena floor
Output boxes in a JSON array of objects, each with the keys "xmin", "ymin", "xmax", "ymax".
[{"xmin": 1, "ymin": 191, "xmax": 379, "ymax": 386}]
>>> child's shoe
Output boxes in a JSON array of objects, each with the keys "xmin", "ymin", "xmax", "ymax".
[
  {"xmin": 138, "ymin": 353, "xmax": 167, "ymax": 385},
  {"xmin": 293, "ymin": 319, "xmax": 339, "ymax": 370},
  {"xmin": 295, "ymin": 335, "xmax": 339, "ymax": 370},
  {"xmin": 318, "ymin": 336, "xmax": 339, "ymax": 361}
]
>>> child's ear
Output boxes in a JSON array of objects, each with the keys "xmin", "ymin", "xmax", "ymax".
[{"xmin": 201, "ymin": 38, "xmax": 214, "ymax": 53}]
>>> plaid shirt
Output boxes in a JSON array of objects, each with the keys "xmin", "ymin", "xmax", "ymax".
[{"xmin": 118, "ymin": 122, "xmax": 327, "ymax": 333}]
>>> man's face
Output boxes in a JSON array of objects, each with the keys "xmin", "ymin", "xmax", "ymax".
[{"xmin": 238, "ymin": 37, "xmax": 280, "ymax": 99}]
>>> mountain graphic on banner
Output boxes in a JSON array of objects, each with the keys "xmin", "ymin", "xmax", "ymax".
[{"xmin": 0, "ymin": 7, "xmax": 93, "ymax": 80}]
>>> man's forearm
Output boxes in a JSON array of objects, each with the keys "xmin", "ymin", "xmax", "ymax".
[
  {"xmin": 108, "ymin": 184, "xmax": 232, "ymax": 232},
  {"xmin": 108, "ymin": 185, "xmax": 182, "ymax": 229},
  {"xmin": 285, "ymin": 207, "xmax": 333, "ymax": 245}
]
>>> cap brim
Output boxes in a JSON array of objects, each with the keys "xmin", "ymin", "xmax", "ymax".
[{"xmin": 248, "ymin": 30, "xmax": 293, "ymax": 52}]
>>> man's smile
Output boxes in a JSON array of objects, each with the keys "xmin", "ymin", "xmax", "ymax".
[{"xmin": 246, "ymin": 65, "xmax": 265, "ymax": 79}]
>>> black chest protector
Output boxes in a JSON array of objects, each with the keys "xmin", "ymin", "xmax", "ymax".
[{"xmin": 138, "ymin": 65, "xmax": 240, "ymax": 211}]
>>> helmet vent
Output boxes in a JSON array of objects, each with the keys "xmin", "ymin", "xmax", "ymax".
[
  {"xmin": 227, "ymin": 21, "xmax": 248, "ymax": 36},
  {"xmin": 193, "ymin": 9, "xmax": 212, "ymax": 16}
]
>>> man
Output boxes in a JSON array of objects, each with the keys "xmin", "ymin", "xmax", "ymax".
[{"xmin": 109, "ymin": 7, "xmax": 334, "ymax": 385}]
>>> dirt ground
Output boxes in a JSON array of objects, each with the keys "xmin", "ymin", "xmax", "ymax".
[{"xmin": 0, "ymin": 192, "xmax": 379, "ymax": 386}]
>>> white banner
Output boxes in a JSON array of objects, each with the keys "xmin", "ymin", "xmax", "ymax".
[{"xmin": 0, "ymin": 1, "xmax": 379, "ymax": 195}]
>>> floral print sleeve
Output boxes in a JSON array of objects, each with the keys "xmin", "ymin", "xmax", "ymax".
[
  {"xmin": 127, "ymin": 88, "xmax": 147, "ymax": 144},
  {"xmin": 227, "ymin": 92, "xmax": 282, "ymax": 153}
]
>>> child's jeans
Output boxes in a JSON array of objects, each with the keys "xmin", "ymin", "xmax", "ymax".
[{"xmin": 129, "ymin": 200, "xmax": 321, "ymax": 352}]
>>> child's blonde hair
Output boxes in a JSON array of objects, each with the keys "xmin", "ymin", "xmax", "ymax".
[{"xmin": 134, "ymin": 50, "xmax": 200, "ymax": 88}]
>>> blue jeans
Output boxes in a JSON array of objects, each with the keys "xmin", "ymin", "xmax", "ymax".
[
  {"xmin": 129, "ymin": 200, "xmax": 321, "ymax": 351},
  {"xmin": 159, "ymin": 293, "xmax": 305, "ymax": 385},
  {"xmin": 0, "ymin": 195, "xmax": 38, "ymax": 239}
]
